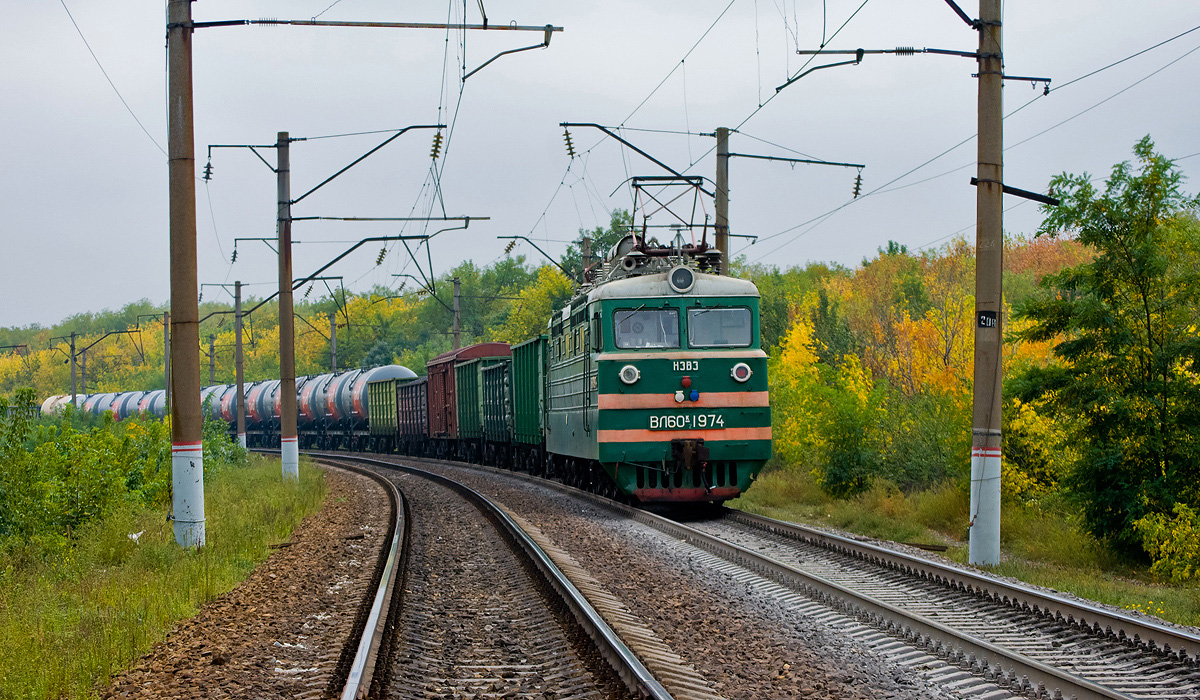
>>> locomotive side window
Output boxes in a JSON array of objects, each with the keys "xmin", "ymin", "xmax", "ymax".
[
  {"xmin": 614, "ymin": 308, "xmax": 680, "ymax": 349},
  {"xmin": 687, "ymin": 307, "xmax": 752, "ymax": 348}
]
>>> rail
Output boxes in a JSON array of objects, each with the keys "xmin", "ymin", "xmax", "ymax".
[
  {"xmin": 307, "ymin": 450, "xmax": 675, "ymax": 700},
  {"xmin": 403, "ymin": 455, "xmax": 1198, "ymax": 700}
]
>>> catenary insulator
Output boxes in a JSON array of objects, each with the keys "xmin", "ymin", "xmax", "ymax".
[
  {"xmin": 563, "ymin": 128, "xmax": 576, "ymax": 159},
  {"xmin": 430, "ymin": 131, "xmax": 444, "ymax": 160}
]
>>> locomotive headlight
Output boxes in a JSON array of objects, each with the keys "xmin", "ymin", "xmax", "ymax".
[
  {"xmin": 730, "ymin": 362, "xmax": 753, "ymax": 383},
  {"xmin": 668, "ymin": 265, "xmax": 695, "ymax": 294},
  {"xmin": 619, "ymin": 364, "xmax": 641, "ymax": 385}
]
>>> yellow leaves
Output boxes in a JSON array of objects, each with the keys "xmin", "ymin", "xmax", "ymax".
[
  {"xmin": 497, "ymin": 266, "xmax": 573, "ymax": 343},
  {"xmin": 1134, "ymin": 503, "xmax": 1200, "ymax": 583},
  {"xmin": 769, "ymin": 301, "xmax": 825, "ymax": 468},
  {"xmin": 836, "ymin": 353, "xmax": 873, "ymax": 408},
  {"xmin": 774, "ymin": 297, "xmax": 820, "ymax": 384}
]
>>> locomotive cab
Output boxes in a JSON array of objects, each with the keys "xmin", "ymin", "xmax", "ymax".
[{"xmin": 547, "ymin": 266, "xmax": 771, "ymax": 502}]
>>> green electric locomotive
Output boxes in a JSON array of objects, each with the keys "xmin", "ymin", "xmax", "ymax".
[{"xmin": 544, "ymin": 236, "xmax": 771, "ymax": 502}]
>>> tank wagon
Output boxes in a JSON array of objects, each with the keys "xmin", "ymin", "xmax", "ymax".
[{"xmin": 41, "ymin": 236, "xmax": 771, "ymax": 503}]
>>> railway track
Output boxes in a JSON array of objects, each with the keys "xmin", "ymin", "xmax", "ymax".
[
  {"xmin": 310, "ymin": 454, "xmax": 680, "ymax": 700},
  {"xmin": 695, "ymin": 509, "xmax": 1200, "ymax": 700},
  {"xmin": 321, "ymin": 451, "xmax": 1200, "ymax": 700}
]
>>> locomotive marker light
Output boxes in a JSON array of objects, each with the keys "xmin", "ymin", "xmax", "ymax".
[
  {"xmin": 674, "ymin": 391, "xmax": 686, "ymax": 403},
  {"xmin": 731, "ymin": 363, "xmax": 753, "ymax": 382},
  {"xmin": 668, "ymin": 266, "xmax": 696, "ymax": 294},
  {"xmin": 619, "ymin": 364, "xmax": 641, "ymax": 385}
]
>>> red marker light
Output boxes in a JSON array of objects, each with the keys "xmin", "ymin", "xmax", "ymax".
[{"xmin": 681, "ymin": 376, "xmax": 692, "ymax": 388}]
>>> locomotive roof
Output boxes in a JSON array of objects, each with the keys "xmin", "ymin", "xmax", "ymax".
[{"xmin": 585, "ymin": 270, "xmax": 759, "ymax": 303}]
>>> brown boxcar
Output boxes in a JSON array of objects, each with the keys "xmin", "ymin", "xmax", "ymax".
[
  {"xmin": 426, "ymin": 342, "xmax": 511, "ymax": 441},
  {"xmin": 396, "ymin": 375, "xmax": 428, "ymax": 453}
]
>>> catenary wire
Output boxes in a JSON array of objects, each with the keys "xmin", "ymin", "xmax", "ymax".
[
  {"xmin": 750, "ymin": 35, "xmax": 1200, "ymax": 260},
  {"xmin": 59, "ymin": 0, "xmax": 166, "ymax": 156}
]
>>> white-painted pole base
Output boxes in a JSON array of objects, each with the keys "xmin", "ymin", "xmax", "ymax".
[
  {"xmin": 237, "ymin": 432, "xmax": 247, "ymax": 449},
  {"xmin": 282, "ymin": 436, "xmax": 299, "ymax": 482},
  {"xmin": 172, "ymin": 443, "xmax": 205, "ymax": 548},
  {"xmin": 968, "ymin": 447, "xmax": 1002, "ymax": 566}
]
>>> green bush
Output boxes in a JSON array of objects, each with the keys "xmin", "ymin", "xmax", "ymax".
[
  {"xmin": 0, "ymin": 388, "xmax": 245, "ymax": 558},
  {"xmin": 1135, "ymin": 503, "xmax": 1200, "ymax": 583}
]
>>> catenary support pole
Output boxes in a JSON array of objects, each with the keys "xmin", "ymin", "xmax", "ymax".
[
  {"xmin": 715, "ymin": 126, "xmax": 730, "ymax": 267},
  {"xmin": 452, "ymin": 277, "xmax": 461, "ymax": 350},
  {"xmin": 581, "ymin": 236, "xmax": 592, "ymax": 281},
  {"xmin": 69, "ymin": 332, "xmax": 77, "ymax": 407},
  {"xmin": 163, "ymin": 311, "xmax": 170, "ymax": 413},
  {"xmin": 277, "ymin": 132, "xmax": 300, "ymax": 481},
  {"xmin": 329, "ymin": 311, "xmax": 337, "ymax": 371},
  {"xmin": 166, "ymin": 0, "xmax": 205, "ymax": 548},
  {"xmin": 969, "ymin": 0, "xmax": 1003, "ymax": 566},
  {"xmin": 235, "ymin": 281, "xmax": 246, "ymax": 448}
]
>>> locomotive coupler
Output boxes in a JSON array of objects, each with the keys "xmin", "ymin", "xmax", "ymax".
[{"xmin": 670, "ymin": 438, "xmax": 709, "ymax": 472}]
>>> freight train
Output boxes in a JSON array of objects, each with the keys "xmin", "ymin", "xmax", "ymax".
[{"xmin": 41, "ymin": 235, "xmax": 772, "ymax": 503}]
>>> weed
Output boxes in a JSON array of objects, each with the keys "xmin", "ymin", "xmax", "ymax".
[{"xmin": 0, "ymin": 453, "xmax": 325, "ymax": 699}]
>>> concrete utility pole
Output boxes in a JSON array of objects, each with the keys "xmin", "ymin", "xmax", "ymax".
[
  {"xmin": 581, "ymin": 236, "xmax": 592, "ymax": 281},
  {"xmin": 69, "ymin": 332, "xmax": 77, "ymax": 407},
  {"xmin": 452, "ymin": 277, "xmax": 461, "ymax": 350},
  {"xmin": 329, "ymin": 311, "xmax": 337, "ymax": 371},
  {"xmin": 235, "ymin": 281, "xmax": 246, "ymax": 448},
  {"xmin": 715, "ymin": 126, "xmax": 730, "ymax": 264},
  {"xmin": 969, "ymin": 0, "xmax": 1004, "ymax": 566},
  {"xmin": 163, "ymin": 311, "xmax": 171, "ymax": 412},
  {"xmin": 277, "ymin": 132, "xmax": 300, "ymax": 481},
  {"xmin": 166, "ymin": 0, "xmax": 205, "ymax": 548}
]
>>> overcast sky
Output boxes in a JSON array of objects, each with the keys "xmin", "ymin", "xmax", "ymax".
[{"xmin": 3, "ymin": 1, "xmax": 1198, "ymax": 328}]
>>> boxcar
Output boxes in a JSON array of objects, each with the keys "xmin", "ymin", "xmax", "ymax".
[
  {"xmin": 396, "ymin": 376, "xmax": 428, "ymax": 455},
  {"xmin": 481, "ymin": 358, "xmax": 513, "ymax": 466},
  {"xmin": 455, "ymin": 357, "xmax": 485, "ymax": 463},
  {"xmin": 425, "ymin": 342, "xmax": 511, "ymax": 458},
  {"xmin": 510, "ymin": 335, "xmax": 548, "ymax": 472},
  {"xmin": 367, "ymin": 377, "xmax": 399, "ymax": 452}
]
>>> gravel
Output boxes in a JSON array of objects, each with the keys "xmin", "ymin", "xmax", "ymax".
[{"xmin": 394, "ymin": 459, "xmax": 954, "ymax": 700}]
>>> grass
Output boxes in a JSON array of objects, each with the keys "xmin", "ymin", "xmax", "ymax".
[
  {"xmin": 729, "ymin": 465, "xmax": 1200, "ymax": 629},
  {"xmin": 0, "ymin": 454, "xmax": 326, "ymax": 700}
]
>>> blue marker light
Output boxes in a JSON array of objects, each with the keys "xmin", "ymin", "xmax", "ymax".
[{"xmin": 689, "ymin": 389, "xmax": 699, "ymax": 402}]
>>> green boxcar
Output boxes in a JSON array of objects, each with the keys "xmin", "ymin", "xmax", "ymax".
[
  {"xmin": 481, "ymin": 358, "xmax": 513, "ymax": 444},
  {"xmin": 455, "ymin": 358, "xmax": 484, "ymax": 441},
  {"xmin": 510, "ymin": 335, "xmax": 547, "ymax": 445},
  {"xmin": 367, "ymin": 378, "xmax": 398, "ymax": 440}
]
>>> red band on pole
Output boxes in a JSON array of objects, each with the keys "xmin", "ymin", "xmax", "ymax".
[{"xmin": 971, "ymin": 447, "xmax": 1002, "ymax": 458}]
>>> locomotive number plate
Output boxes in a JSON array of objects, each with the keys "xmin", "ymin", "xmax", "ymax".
[
  {"xmin": 672, "ymin": 360, "xmax": 700, "ymax": 371},
  {"xmin": 649, "ymin": 414, "xmax": 725, "ymax": 430}
]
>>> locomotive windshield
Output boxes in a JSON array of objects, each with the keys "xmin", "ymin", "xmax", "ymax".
[
  {"xmin": 614, "ymin": 307, "xmax": 680, "ymax": 349},
  {"xmin": 687, "ymin": 307, "xmax": 752, "ymax": 348}
]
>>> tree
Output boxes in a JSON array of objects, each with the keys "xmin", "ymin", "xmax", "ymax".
[
  {"xmin": 497, "ymin": 266, "xmax": 574, "ymax": 343},
  {"xmin": 1012, "ymin": 137, "xmax": 1200, "ymax": 554},
  {"xmin": 560, "ymin": 210, "xmax": 633, "ymax": 281}
]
